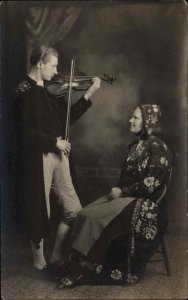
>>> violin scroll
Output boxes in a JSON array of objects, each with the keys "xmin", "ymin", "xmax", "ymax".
[{"xmin": 102, "ymin": 74, "xmax": 116, "ymax": 84}]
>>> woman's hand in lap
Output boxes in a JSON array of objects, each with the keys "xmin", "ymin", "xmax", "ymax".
[{"xmin": 109, "ymin": 187, "xmax": 122, "ymax": 200}]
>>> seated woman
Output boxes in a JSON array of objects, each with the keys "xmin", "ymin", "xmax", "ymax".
[{"xmin": 57, "ymin": 104, "xmax": 173, "ymax": 288}]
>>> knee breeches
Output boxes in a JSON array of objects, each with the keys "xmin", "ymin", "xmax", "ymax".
[{"xmin": 43, "ymin": 151, "xmax": 82, "ymax": 223}]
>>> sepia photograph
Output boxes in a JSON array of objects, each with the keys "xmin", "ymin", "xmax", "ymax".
[{"xmin": 1, "ymin": 1, "xmax": 187, "ymax": 299}]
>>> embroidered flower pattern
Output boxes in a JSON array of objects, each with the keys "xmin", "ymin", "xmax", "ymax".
[
  {"xmin": 154, "ymin": 180, "xmax": 160, "ymax": 190},
  {"xmin": 111, "ymin": 269, "xmax": 122, "ymax": 280},
  {"xmin": 127, "ymin": 164, "xmax": 133, "ymax": 171},
  {"xmin": 138, "ymin": 164, "xmax": 142, "ymax": 172},
  {"xmin": 160, "ymin": 157, "xmax": 168, "ymax": 166},
  {"xmin": 148, "ymin": 201, "xmax": 156, "ymax": 210},
  {"xmin": 143, "ymin": 177, "xmax": 160, "ymax": 193},
  {"xmin": 16, "ymin": 80, "xmax": 31, "ymax": 93},
  {"xmin": 135, "ymin": 219, "xmax": 142, "ymax": 231},
  {"xmin": 133, "ymin": 199, "xmax": 158, "ymax": 240},
  {"xmin": 127, "ymin": 142, "xmax": 146, "ymax": 162},
  {"xmin": 151, "ymin": 116, "xmax": 158, "ymax": 124},
  {"xmin": 144, "ymin": 177, "xmax": 155, "ymax": 187},
  {"xmin": 142, "ymin": 157, "xmax": 149, "ymax": 168},
  {"xmin": 153, "ymin": 142, "xmax": 159, "ymax": 147},
  {"xmin": 144, "ymin": 225, "xmax": 157, "ymax": 239},
  {"xmin": 96, "ymin": 265, "xmax": 103, "ymax": 274},
  {"xmin": 79, "ymin": 260, "xmax": 95, "ymax": 271},
  {"xmin": 126, "ymin": 273, "xmax": 139, "ymax": 284},
  {"xmin": 152, "ymin": 106, "xmax": 158, "ymax": 113},
  {"xmin": 144, "ymin": 177, "xmax": 155, "ymax": 191},
  {"xmin": 142, "ymin": 200, "xmax": 150, "ymax": 211},
  {"xmin": 140, "ymin": 104, "xmax": 161, "ymax": 134},
  {"xmin": 146, "ymin": 211, "xmax": 157, "ymax": 219}
]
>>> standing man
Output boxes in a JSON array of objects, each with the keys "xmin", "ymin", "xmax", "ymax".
[{"xmin": 14, "ymin": 46, "xmax": 101, "ymax": 270}]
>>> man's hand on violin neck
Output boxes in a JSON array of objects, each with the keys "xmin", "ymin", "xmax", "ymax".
[
  {"xmin": 56, "ymin": 139, "xmax": 71, "ymax": 155},
  {"xmin": 84, "ymin": 77, "xmax": 101, "ymax": 100},
  {"xmin": 92, "ymin": 77, "xmax": 101, "ymax": 89}
]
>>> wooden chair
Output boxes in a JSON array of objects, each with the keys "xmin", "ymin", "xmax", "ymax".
[
  {"xmin": 148, "ymin": 167, "xmax": 173, "ymax": 276},
  {"xmin": 148, "ymin": 236, "xmax": 171, "ymax": 276}
]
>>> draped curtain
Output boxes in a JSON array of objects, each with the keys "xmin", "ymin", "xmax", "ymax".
[{"xmin": 25, "ymin": 3, "xmax": 81, "ymax": 70}]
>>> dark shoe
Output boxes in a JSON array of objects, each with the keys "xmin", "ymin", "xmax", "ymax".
[
  {"xmin": 32, "ymin": 264, "xmax": 56, "ymax": 281},
  {"xmin": 56, "ymin": 269, "xmax": 84, "ymax": 289},
  {"xmin": 54, "ymin": 263, "xmax": 71, "ymax": 280},
  {"xmin": 38, "ymin": 264, "xmax": 61, "ymax": 280}
]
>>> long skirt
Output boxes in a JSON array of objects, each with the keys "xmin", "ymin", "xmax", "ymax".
[{"xmin": 70, "ymin": 195, "xmax": 137, "ymax": 261}]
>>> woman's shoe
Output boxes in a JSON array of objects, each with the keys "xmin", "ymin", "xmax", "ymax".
[
  {"xmin": 122, "ymin": 272, "xmax": 140, "ymax": 285},
  {"xmin": 56, "ymin": 269, "xmax": 84, "ymax": 289},
  {"xmin": 54, "ymin": 262, "xmax": 71, "ymax": 280}
]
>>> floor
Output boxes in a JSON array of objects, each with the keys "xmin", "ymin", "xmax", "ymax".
[{"xmin": 1, "ymin": 229, "xmax": 187, "ymax": 300}]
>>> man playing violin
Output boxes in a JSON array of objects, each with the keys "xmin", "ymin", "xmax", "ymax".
[{"xmin": 13, "ymin": 45, "xmax": 101, "ymax": 273}]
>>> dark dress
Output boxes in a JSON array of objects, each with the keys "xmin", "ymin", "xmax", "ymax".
[{"xmin": 69, "ymin": 134, "xmax": 173, "ymax": 283}]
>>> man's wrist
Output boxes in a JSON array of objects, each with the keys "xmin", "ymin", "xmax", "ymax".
[
  {"xmin": 84, "ymin": 93, "xmax": 90, "ymax": 100},
  {"xmin": 56, "ymin": 138, "xmax": 59, "ymax": 147},
  {"xmin": 84, "ymin": 86, "xmax": 97, "ymax": 100}
]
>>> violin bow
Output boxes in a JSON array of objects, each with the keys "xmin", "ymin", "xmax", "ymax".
[{"xmin": 65, "ymin": 58, "xmax": 76, "ymax": 141}]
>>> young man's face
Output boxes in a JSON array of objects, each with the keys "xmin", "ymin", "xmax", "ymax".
[
  {"xmin": 40, "ymin": 54, "xmax": 58, "ymax": 81},
  {"xmin": 129, "ymin": 107, "xmax": 143, "ymax": 134}
]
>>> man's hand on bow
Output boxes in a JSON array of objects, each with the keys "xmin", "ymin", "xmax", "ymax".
[{"xmin": 56, "ymin": 139, "xmax": 71, "ymax": 156}]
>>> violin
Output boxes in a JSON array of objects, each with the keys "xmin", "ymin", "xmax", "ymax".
[{"xmin": 45, "ymin": 73, "xmax": 116, "ymax": 97}]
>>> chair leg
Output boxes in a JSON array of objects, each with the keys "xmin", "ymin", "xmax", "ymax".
[{"xmin": 160, "ymin": 237, "xmax": 171, "ymax": 276}]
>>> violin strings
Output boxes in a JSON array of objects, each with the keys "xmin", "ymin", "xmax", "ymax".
[{"xmin": 65, "ymin": 58, "xmax": 76, "ymax": 141}]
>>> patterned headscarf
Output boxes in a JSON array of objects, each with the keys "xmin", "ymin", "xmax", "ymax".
[{"xmin": 138, "ymin": 104, "xmax": 162, "ymax": 135}]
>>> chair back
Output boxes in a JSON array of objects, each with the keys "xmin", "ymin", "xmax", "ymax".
[{"xmin": 156, "ymin": 166, "xmax": 173, "ymax": 204}]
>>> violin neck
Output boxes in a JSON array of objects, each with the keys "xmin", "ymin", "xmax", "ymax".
[
  {"xmin": 62, "ymin": 74, "xmax": 115, "ymax": 84},
  {"xmin": 63, "ymin": 75, "xmax": 106, "ymax": 80}
]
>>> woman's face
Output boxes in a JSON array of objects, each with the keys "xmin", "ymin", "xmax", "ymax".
[{"xmin": 129, "ymin": 107, "xmax": 143, "ymax": 134}]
